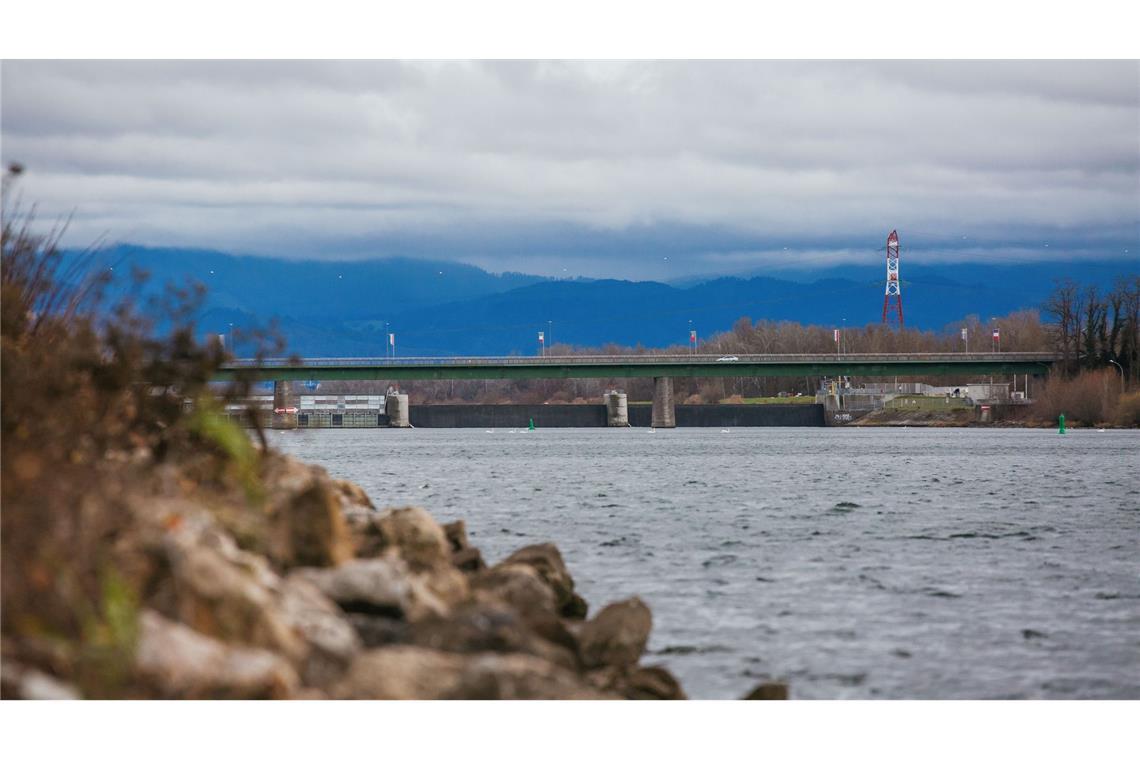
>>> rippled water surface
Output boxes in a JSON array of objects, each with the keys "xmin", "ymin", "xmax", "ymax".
[{"xmin": 272, "ymin": 427, "xmax": 1140, "ymax": 699}]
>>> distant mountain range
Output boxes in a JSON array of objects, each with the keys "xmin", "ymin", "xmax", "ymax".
[{"xmin": 73, "ymin": 244, "xmax": 1138, "ymax": 357}]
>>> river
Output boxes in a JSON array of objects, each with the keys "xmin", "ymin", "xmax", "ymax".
[{"xmin": 271, "ymin": 426, "xmax": 1140, "ymax": 699}]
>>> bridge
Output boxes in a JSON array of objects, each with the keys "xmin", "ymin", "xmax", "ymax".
[
  {"xmin": 217, "ymin": 352, "xmax": 1058, "ymax": 429},
  {"xmin": 218, "ymin": 352, "xmax": 1057, "ymax": 381}
]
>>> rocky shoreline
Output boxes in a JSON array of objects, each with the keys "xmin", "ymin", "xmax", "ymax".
[{"xmin": 3, "ymin": 448, "xmax": 759, "ymax": 700}]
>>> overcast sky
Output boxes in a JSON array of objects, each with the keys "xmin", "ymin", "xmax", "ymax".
[{"xmin": 2, "ymin": 60, "xmax": 1137, "ymax": 278}]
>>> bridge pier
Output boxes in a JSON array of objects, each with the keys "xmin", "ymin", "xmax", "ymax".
[
  {"xmin": 386, "ymin": 393, "xmax": 410, "ymax": 428},
  {"xmin": 651, "ymin": 377, "xmax": 675, "ymax": 428},
  {"xmin": 605, "ymin": 390, "xmax": 629, "ymax": 427},
  {"xmin": 272, "ymin": 381, "xmax": 297, "ymax": 429}
]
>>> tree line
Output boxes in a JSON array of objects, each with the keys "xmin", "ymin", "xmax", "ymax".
[{"xmin": 1043, "ymin": 276, "xmax": 1140, "ymax": 382}]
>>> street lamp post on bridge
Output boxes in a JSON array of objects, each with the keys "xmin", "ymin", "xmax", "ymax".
[{"xmin": 1108, "ymin": 358, "xmax": 1125, "ymax": 388}]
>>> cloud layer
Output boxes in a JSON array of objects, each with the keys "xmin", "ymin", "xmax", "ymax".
[{"xmin": 2, "ymin": 60, "xmax": 1137, "ymax": 277}]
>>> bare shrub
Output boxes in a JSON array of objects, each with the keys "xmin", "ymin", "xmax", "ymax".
[
  {"xmin": 1032, "ymin": 369, "xmax": 1121, "ymax": 425},
  {"xmin": 1, "ymin": 166, "xmax": 276, "ymax": 694},
  {"xmin": 1114, "ymin": 391, "xmax": 1140, "ymax": 427}
]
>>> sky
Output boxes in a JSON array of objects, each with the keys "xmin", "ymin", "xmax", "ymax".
[{"xmin": 2, "ymin": 60, "xmax": 1138, "ymax": 279}]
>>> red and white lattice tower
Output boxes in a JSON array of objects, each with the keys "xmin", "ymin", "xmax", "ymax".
[{"xmin": 881, "ymin": 229, "xmax": 904, "ymax": 327}]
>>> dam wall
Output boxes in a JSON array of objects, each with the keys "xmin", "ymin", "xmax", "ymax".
[
  {"xmin": 629, "ymin": 403, "xmax": 824, "ymax": 427},
  {"xmin": 411, "ymin": 403, "xmax": 824, "ymax": 428},
  {"xmin": 239, "ymin": 402, "xmax": 825, "ymax": 428}
]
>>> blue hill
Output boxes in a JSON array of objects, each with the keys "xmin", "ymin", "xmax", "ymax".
[{"xmin": 67, "ymin": 244, "xmax": 1138, "ymax": 356}]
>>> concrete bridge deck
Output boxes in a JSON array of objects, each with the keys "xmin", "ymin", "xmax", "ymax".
[
  {"xmin": 229, "ymin": 352, "xmax": 1059, "ymax": 430},
  {"xmin": 217, "ymin": 352, "xmax": 1058, "ymax": 381}
]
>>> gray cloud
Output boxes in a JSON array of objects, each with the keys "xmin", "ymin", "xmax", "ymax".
[{"xmin": 2, "ymin": 60, "xmax": 1137, "ymax": 277}]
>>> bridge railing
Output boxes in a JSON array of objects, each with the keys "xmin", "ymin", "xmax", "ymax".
[{"xmin": 222, "ymin": 352, "xmax": 1058, "ymax": 369}]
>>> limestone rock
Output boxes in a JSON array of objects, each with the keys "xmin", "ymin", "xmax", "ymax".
[
  {"xmin": 442, "ymin": 520, "xmax": 469, "ymax": 551},
  {"xmin": 472, "ymin": 563, "xmax": 558, "ymax": 615},
  {"xmin": 408, "ymin": 602, "xmax": 578, "ymax": 671},
  {"xmin": 452, "ymin": 546, "xmax": 487, "ymax": 573},
  {"xmin": 277, "ymin": 480, "xmax": 354, "ymax": 568},
  {"xmin": 334, "ymin": 645, "xmax": 606, "ymax": 700},
  {"xmin": 345, "ymin": 614, "xmax": 409, "ymax": 647},
  {"xmin": 0, "ymin": 661, "xmax": 80, "ymax": 699},
  {"xmin": 561, "ymin": 592, "xmax": 589, "ymax": 620},
  {"xmin": 625, "ymin": 666, "xmax": 687, "ymax": 700},
  {"xmin": 278, "ymin": 575, "xmax": 361, "ymax": 687},
  {"xmin": 374, "ymin": 507, "xmax": 451, "ymax": 569},
  {"xmin": 578, "ymin": 597, "xmax": 652, "ymax": 669},
  {"xmin": 333, "ymin": 479, "xmax": 373, "ymax": 511},
  {"xmin": 333, "ymin": 645, "xmax": 464, "ymax": 699},
  {"xmin": 498, "ymin": 543, "xmax": 576, "ymax": 609},
  {"xmin": 134, "ymin": 610, "xmax": 299, "ymax": 699},
  {"xmin": 291, "ymin": 557, "xmax": 446, "ymax": 622},
  {"xmin": 453, "ymin": 653, "xmax": 609, "ymax": 699},
  {"xmin": 344, "ymin": 506, "xmax": 451, "ymax": 568},
  {"xmin": 743, "ymin": 681, "xmax": 789, "ymax": 700},
  {"xmin": 415, "ymin": 563, "xmax": 470, "ymax": 608},
  {"xmin": 156, "ymin": 517, "xmax": 306, "ymax": 662}
]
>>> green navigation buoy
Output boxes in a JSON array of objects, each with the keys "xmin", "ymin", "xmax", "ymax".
[
  {"xmin": 1058, "ymin": 412, "xmax": 1066, "ymax": 435},
  {"xmin": 529, "ymin": 417, "xmax": 535, "ymax": 431}
]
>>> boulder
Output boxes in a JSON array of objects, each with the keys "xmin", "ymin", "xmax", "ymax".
[
  {"xmin": 202, "ymin": 453, "xmax": 353, "ymax": 568},
  {"xmin": 334, "ymin": 645, "xmax": 606, "ymax": 700},
  {"xmin": 276, "ymin": 480, "xmax": 353, "ymax": 568},
  {"xmin": 452, "ymin": 653, "xmax": 609, "ymax": 699},
  {"xmin": 155, "ymin": 517, "xmax": 306, "ymax": 662},
  {"xmin": 452, "ymin": 546, "xmax": 487, "ymax": 573},
  {"xmin": 290, "ymin": 557, "xmax": 446, "ymax": 622},
  {"xmin": 578, "ymin": 597, "xmax": 652, "ymax": 669},
  {"xmin": 472, "ymin": 563, "xmax": 558, "ymax": 615},
  {"xmin": 345, "ymin": 614, "xmax": 409, "ymax": 648},
  {"xmin": 345, "ymin": 507, "xmax": 451, "ymax": 568},
  {"xmin": 374, "ymin": 507, "xmax": 451, "ymax": 569},
  {"xmin": 134, "ymin": 610, "xmax": 299, "ymax": 699},
  {"xmin": 278, "ymin": 575, "xmax": 361, "ymax": 688},
  {"xmin": 0, "ymin": 661, "xmax": 80, "ymax": 699},
  {"xmin": 342, "ymin": 508, "xmax": 386, "ymax": 558},
  {"xmin": 407, "ymin": 602, "xmax": 578, "ymax": 671},
  {"xmin": 498, "ymin": 544, "xmax": 576, "ymax": 609},
  {"xmin": 561, "ymin": 592, "xmax": 589, "ymax": 620},
  {"xmin": 333, "ymin": 479, "xmax": 373, "ymax": 511},
  {"xmin": 442, "ymin": 520, "xmax": 469, "ymax": 552},
  {"xmin": 333, "ymin": 646, "xmax": 464, "ymax": 699},
  {"xmin": 743, "ymin": 682, "xmax": 789, "ymax": 700},
  {"xmin": 625, "ymin": 666, "xmax": 687, "ymax": 700}
]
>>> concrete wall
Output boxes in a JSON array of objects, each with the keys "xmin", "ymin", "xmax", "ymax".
[
  {"xmin": 236, "ymin": 403, "xmax": 825, "ymax": 428},
  {"xmin": 409, "ymin": 404, "xmax": 609, "ymax": 428},
  {"xmin": 630, "ymin": 403, "xmax": 824, "ymax": 427}
]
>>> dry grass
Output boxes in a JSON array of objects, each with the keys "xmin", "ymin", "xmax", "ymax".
[{"xmin": 1031, "ymin": 369, "xmax": 1129, "ymax": 426}]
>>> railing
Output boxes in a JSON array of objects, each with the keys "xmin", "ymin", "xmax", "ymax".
[{"xmin": 223, "ymin": 352, "xmax": 1058, "ymax": 369}]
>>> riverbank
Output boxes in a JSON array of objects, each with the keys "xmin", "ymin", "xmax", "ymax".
[
  {"xmin": 4, "ymin": 441, "xmax": 788, "ymax": 699},
  {"xmin": 849, "ymin": 407, "xmax": 1137, "ymax": 428}
]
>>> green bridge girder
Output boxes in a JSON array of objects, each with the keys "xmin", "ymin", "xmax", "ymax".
[{"xmin": 214, "ymin": 352, "xmax": 1058, "ymax": 382}]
